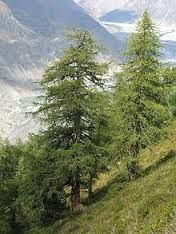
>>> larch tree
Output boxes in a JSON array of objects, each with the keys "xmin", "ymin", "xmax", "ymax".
[
  {"xmin": 0, "ymin": 140, "xmax": 22, "ymax": 232},
  {"xmin": 113, "ymin": 11, "xmax": 170, "ymax": 179},
  {"xmin": 34, "ymin": 30, "xmax": 109, "ymax": 211}
]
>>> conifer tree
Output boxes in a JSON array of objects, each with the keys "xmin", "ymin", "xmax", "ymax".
[
  {"xmin": 0, "ymin": 140, "xmax": 22, "ymax": 232},
  {"xmin": 34, "ymin": 30, "xmax": 108, "ymax": 211},
  {"xmin": 17, "ymin": 135, "xmax": 69, "ymax": 225},
  {"xmin": 113, "ymin": 11, "xmax": 170, "ymax": 179}
]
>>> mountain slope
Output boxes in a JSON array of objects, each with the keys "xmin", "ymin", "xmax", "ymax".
[
  {"xmin": 3, "ymin": 0, "xmax": 119, "ymax": 55},
  {"xmin": 0, "ymin": 1, "xmax": 34, "ymax": 38},
  {"xmin": 75, "ymin": 0, "xmax": 176, "ymax": 62},
  {"xmin": 75, "ymin": 0, "xmax": 176, "ymax": 26},
  {"xmin": 31, "ymin": 121, "xmax": 176, "ymax": 234},
  {"xmin": 0, "ymin": 0, "xmax": 120, "ymax": 140}
]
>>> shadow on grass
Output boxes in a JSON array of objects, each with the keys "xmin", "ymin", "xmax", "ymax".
[
  {"xmin": 83, "ymin": 172, "xmax": 129, "ymax": 206},
  {"xmin": 86, "ymin": 149, "xmax": 176, "ymax": 206},
  {"xmin": 52, "ymin": 173, "xmax": 130, "ymax": 233},
  {"xmin": 141, "ymin": 149, "xmax": 176, "ymax": 177}
]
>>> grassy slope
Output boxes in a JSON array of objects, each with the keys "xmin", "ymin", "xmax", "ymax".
[{"xmin": 32, "ymin": 121, "xmax": 176, "ymax": 234}]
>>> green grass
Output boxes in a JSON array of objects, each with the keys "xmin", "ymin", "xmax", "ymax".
[{"xmin": 30, "ymin": 121, "xmax": 176, "ymax": 234}]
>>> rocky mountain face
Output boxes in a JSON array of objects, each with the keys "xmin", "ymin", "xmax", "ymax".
[
  {"xmin": 75, "ymin": 0, "xmax": 176, "ymax": 62},
  {"xmin": 0, "ymin": 0, "xmax": 120, "ymax": 140},
  {"xmin": 75, "ymin": 0, "xmax": 176, "ymax": 23}
]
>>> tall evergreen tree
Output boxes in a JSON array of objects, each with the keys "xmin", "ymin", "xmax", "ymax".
[
  {"xmin": 34, "ymin": 30, "xmax": 108, "ymax": 211},
  {"xmin": 113, "ymin": 11, "xmax": 170, "ymax": 179}
]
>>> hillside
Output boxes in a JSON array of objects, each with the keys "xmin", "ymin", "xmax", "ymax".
[
  {"xmin": 3, "ymin": 0, "xmax": 119, "ymax": 50},
  {"xmin": 31, "ymin": 121, "xmax": 176, "ymax": 234}
]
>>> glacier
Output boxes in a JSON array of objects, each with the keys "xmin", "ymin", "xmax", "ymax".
[{"xmin": 75, "ymin": 0, "xmax": 176, "ymax": 61}]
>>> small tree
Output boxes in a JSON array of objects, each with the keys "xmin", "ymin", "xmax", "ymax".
[
  {"xmin": 165, "ymin": 67, "xmax": 176, "ymax": 116},
  {"xmin": 0, "ymin": 140, "xmax": 22, "ymax": 232},
  {"xmin": 17, "ymin": 135, "xmax": 69, "ymax": 225},
  {"xmin": 113, "ymin": 11, "xmax": 170, "ymax": 179},
  {"xmin": 34, "ymin": 30, "xmax": 108, "ymax": 211},
  {"xmin": 168, "ymin": 87, "xmax": 176, "ymax": 116}
]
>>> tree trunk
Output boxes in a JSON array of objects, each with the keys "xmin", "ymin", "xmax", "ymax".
[
  {"xmin": 71, "ymin": 113, "xmax": 81, "ymax": 212},
  {"xmin": 71, "ymin": 179, "xmax": 80, "ymax": 212},
  {"xmin": 10, "ymin": 207, "xmax": 16, "ymax": 229},
  {"xmin": 127, "ymin": 160, "xmax": 138, "ymax": 180},
  {"xmin": 88, "ymin": 176, "xmax": 93, "ymax": 201},
  {"xmin": 127, "ymin": 142, "xmax": 140, "ymax": 180}
]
